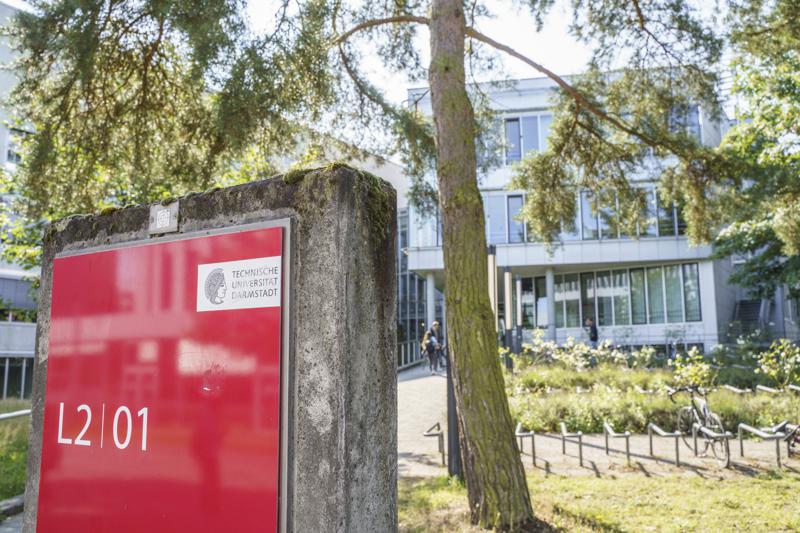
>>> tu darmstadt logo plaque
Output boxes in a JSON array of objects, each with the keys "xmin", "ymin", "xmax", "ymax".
[{"xmin": 197, "ymin": 256, "xmax": 281, "ymax": 312}]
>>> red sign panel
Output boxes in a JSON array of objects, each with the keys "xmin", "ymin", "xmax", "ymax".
[{"xmin": 37, "ymin": 225, "xmax": 286, "ymax": 532}]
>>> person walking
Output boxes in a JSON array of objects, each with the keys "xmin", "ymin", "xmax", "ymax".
[
  {"xmin": 585, "ymin": 317, "xmax": 598, "ymax": 349},
  {"xmin": 422, "ymin": 320, "xmax": 442, "ymax": 374}
]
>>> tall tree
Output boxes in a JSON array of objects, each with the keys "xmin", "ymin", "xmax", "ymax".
[
  {"xmin": 4, "ymin": 1, "xmax": 728, "ymax": 530},
  {"xmin": 710, "ymin": 0, "xmax": 800, "ymax": 300}
]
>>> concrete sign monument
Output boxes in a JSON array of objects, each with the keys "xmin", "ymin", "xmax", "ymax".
[{"xmin": 24, "ymin": 165, "xmax": 397, "ymax": 532}]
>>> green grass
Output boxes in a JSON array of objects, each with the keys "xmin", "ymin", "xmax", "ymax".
[
  {"xmin": 399, "ymin": 472, "xmax": 800, "ymax": 532},
  {"xmin": 0, "ymin": 400, "xmax": 30, "ymax": 501}
]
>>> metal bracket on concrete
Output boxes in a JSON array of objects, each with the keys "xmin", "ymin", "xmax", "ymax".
[
  {"xmin": 559, "ymin": 422, "xmax": 584, "ymax": 467},
  {"xmin": 603, "ymin": 421, "xmax": 631, "ymax": 464},
  {"xmin": 423, "ymin": 422, "xmax": 445, "ymax": 466},
  {"xmin": 647, "ymin": 422, "xmax": 682, "ymax": 467},
  {"xmin": 515, "ymin": 422, "xmax": 536, "ymax": 466}
]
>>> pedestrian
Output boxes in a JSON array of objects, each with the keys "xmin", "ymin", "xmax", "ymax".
[
  {"xmin": 585, "ymin": 316, "xmax": 598, "ymax": 349},
  {"xmin": 422, "ymin": 320, "xmax": 442, "ymax": 374}
]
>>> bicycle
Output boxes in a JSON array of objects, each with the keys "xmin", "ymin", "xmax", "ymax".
[
  {"xmin": 671, "ymin": 385, "xmax": 730, "ymax": 467},
  {"xmin": 780, "ymin": 422, "xmax": 799, "ymax": 456}
]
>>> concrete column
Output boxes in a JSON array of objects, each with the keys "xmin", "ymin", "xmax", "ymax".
[
  {"xmin": 546, "ymin": 268, "xmax": 557, "ymax": 341},
  {"xmin": 426, "ymin": 273, "xmax": 436, "ymax": 330},
  {"xmin": 774, "ymin": 285, "xmax": 786, "ymax": 338}
]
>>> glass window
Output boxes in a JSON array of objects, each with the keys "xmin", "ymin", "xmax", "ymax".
[
  {"xmin": 676, "ymin": 202, "xmax": 687, "ymax": 236},
  {"xmin": 487, "ymin": 195, "xmax": 507, "ymax": 244},
  {"xmin": 657, "ymin": 193, "xmax": 676, "ymax": 236},
  {"xmin": 664, "ymin": 265, "xmax": 683, "ymax": 322},
  {"xmin": 647, "ymin": 267, "xmax": 665, "ymax": 323},
  {"xmin": 535, "ymin": 276, "xmax": 548, "ymax": 328},
  {"xmin": 505, "ymin": 118, "xmax": 521, "ymax": 162},
  {"xmin": 521, "ymin": 116, "xmax": 539, "ymax": 154},
  {"xmin": 630, "ymin": 269, "xmax": 647, "ymax": 324},
  {"xmin": 563, "ymin": 274, "xmax": 581, "ymax": 327},
  {"xmin": 507, "ymin": 195, "xmax": 525, "ymax": 243},
  {"xmin": 581, "ymin": 190, "xmax": 598, "ymax": 240},
  {"xmin": 580, "ymin": 272, "xmax": 596, "ymax": 324},
  {"xmin": 596, "ymin": 271, "xmax": 614, "ymax": 326},
  {"xmin": 612, "ymin": 270, "xmax": 631, "ymax": 325},
  {"xmin": 539, "ymin": 114, "xmax": 553, "ymax": 150},
  {"xmin": 555, "ymin": 275, "xmax": 565, "ymax": 328},
  {"xmin": 6, "ymin": 357, "xmax": 23, "ymax": 398},
  {"xmin": 559, "ymin": 194, "xmax": 581, "ymax": 241},
  {"xmin": 639, "ymin": 188, "xmax": 657, "ymax": 237},
  {"xmin": 521, "ymin": 277, "xmax": 535, "ymax": 328},
  {"xmin": 683, "ymin": 263, "xmax": 702, "ymax": 321},
  {"xmin": 599, "ymin": 195, "xmax": 617, "ymax": 240}
]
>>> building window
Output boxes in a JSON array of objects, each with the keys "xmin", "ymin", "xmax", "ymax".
[
  {"xmin": 521, "ymin": 277, "xmax": 535, "ymax": 328},
  {"xmin": 580, "ymin": 272, "xmax": 596, "ymax": 323},
  {"xmin": 646, "ymin": 267, "xmax": 665, "ymax": 323},
  {"xmin": 535, "ymin": 276, "xmax": 548, "ymax": 327},
  {"xmin": 6, "ymin": 128, "xmax": 31, "ymax": 166},
  {"xmin": 504, "ymin": 119, "xmax": 521, "ymax": 162},
  {"xmin": 630, "ymin": 268, "xmax": 648, "ymax": 325},
  {"xmin": 639, "ymin": 188, "xmax": 658, "ymax": 237},
  {"xmin": 683, "ymin": 263, "xmax": 702, "ymax": 321},
  {"xmin": 563, "ymin": 274, "xmax": 581, "ymax": 327},
  {"xmin": 555, "ymin": 275, "xmax": 565, "ymax": 328},
  {"xmin": 612, "ymin": 270, "xmax": 631, "ymax": 325},
  {"xmin": 487, "ymin": 195, "xmax": 507, "ymax": 244},
  {"xmin": 596, "ymin": 271, "xmax": 614, "ymax": 326},
  {"xmin": 657, "ymin": 193, "xmax": 676, "ymax": 236},
  {"xmin": 664, "ymin": 265, "xmax": 684, "ymax": 323},
  {"xmin": 504, "ymin": 114, "xmax": 553, "ymax": 164},
  {"xmin": 580, "ymin": 190, "xmax": 598, "ymax": 240},
  {"xmin": 507, "ymin": 195, "xmax": 525, "ymax": 243}
]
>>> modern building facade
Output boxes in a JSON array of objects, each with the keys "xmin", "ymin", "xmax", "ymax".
[
  {"xmin": 405, "ymin": 77, "xmax": 798, "ymax": 354},
  {"xmin": 0, "ymin": 0, "xmax": 37, "ymax": 399}
]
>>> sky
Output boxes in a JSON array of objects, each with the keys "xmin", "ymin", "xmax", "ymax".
[{"xmin": 245, "ymin": 1, "xmax": 594, "ymax": 105}]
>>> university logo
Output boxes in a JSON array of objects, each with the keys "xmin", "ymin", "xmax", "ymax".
[
  {"xmin": 197, "ymin": 256, "xmax": 281, "ymax": 312},
  {"xmin": 203, "ymin": 268, "xmax": 227, "ymax": 305}
]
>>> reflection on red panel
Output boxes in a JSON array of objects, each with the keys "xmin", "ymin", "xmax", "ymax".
[{"xmin": 38, "ymin": 227, "xmax": 283, "ymax": 533}]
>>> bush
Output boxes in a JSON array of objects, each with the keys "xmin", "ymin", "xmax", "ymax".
[
  {"xmin": 755, "ymin": 339, "xmax": 800, "ymax": 389},
  {"xmin": 0, "ymin": 400, "xmax": 30, "ymax": 500},
  {"xmin": 509, "ymin": 388, "xmax": 800, "ymax": 434}
]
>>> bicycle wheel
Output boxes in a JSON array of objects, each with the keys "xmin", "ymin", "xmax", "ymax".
[
  {"xmin": 677, "ymin": 406, "xmax": 695, "ymax": 450},
  {"xmin": 705, "ymin": 413, "xmax": 730, "ymax": 468}
]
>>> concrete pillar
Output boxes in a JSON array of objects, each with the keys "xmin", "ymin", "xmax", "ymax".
[
  {"xmin": 774, "ymin": 285, "xmax": 786, "ymax": 338},
  {"xmin": 24, "ymin": 166, "xmax": 398, "ymax": 533},
  {"xmin": 426, "ymin": 272, "xmax": 436, "ymax": 330},
  {"xmin": 546, "ymin": 268, "xmax": 557, "ymax": 341}
]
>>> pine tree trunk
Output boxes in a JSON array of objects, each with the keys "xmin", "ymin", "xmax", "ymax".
[{"xmin": 428, "ymin": 0, "xmax": 535, "ymax": 530}]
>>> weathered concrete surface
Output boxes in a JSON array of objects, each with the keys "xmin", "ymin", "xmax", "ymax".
[{"xmin": 23, "ymin": 165, "xmax": 398, "ymax": 533}]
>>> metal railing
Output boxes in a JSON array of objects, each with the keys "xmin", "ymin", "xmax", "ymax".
[
  {"xmin": 737, "ymin": 422, "xmax": 795, "ymax": 468},
  {"xmin": 603, "ymin": 421, "xmax": 631, "ymax": 464},
  {"xmin": 423, "ymin": 422, "xmax": 445, "ymax": 466},
  {"xmin": 559, "ymin": 422, "xmax": 584, "ymax": 467},
  {"xmin": 397, "ymin": 341, "xmax": 425, "ymax": 370},
  {"xmin": 647, "ymin": 422, "xmax": 682, "ymax": 466},
  {"xmin": 515, "ymin": 422, "xmax": 536, "ymax": 466}
]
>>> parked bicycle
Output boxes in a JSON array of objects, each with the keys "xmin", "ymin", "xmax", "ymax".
[{"xmin": 671, "ymin": 386, "xmax": 730, "ymax": 467}]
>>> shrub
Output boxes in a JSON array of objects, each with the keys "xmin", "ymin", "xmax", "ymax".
[
  {"xmin": 670, "ymin": 347, "xmax": 715, "ymax": 388},
  {"xmin": 755, "ymin": 339, "xmax": 800, "ymax": 389}
]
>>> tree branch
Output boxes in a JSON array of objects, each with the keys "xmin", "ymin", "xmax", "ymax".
[
  {"xmin": 462, "ymin": 26, "xmax": 664, "ymax": 149},
  {"xmin": 332, "ymin": 15, "xmax": 429, "ymax": 45},
  {"xmin": 334, "ymin": 15, "xmax": 673, "ymax": 151}
]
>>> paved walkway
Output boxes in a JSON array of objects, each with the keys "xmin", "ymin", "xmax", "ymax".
[
  {"xmin": 0, "ymin": 515, "xmax": 21, "ymax": 533},
  {"xmin": 397, "ymin": 363, "xmax": 449, "ymax": 478},
  {"xmin": 396, "ymin": 364, "xmax": 799, "ymax": 479}
]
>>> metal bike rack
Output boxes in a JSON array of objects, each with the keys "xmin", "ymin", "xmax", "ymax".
[
  {"xmin": 0, "ymin": 409, "xmax": 31, "ymax": 421},
  {"xmin": 423, "ymin": 422, "xmax": 445, "ymax": 466},
  {"xmin": 691, "ymin": 423, "xmax": 733, "ymax": 465},
  {"xmin": 737, "ymin": 422, "xmax": 793, "ymax": 468},
  {"xmin": 514, "ymin": 422, "xmax": 536, "ymax": 466},
  {"xmin": 647, "ymin": 422, "xmax": 682, "ymax": 466},
  {"xmin": 603, "ymin": 421, "xmax": 631, "ymax": 464},
  {"xmin": 722, "ymin": 384, "xmax": 752, "ymax": 395},
  {"xmin": 559, "ymin": 422, "xmax": 584, "ymax": 466}
]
